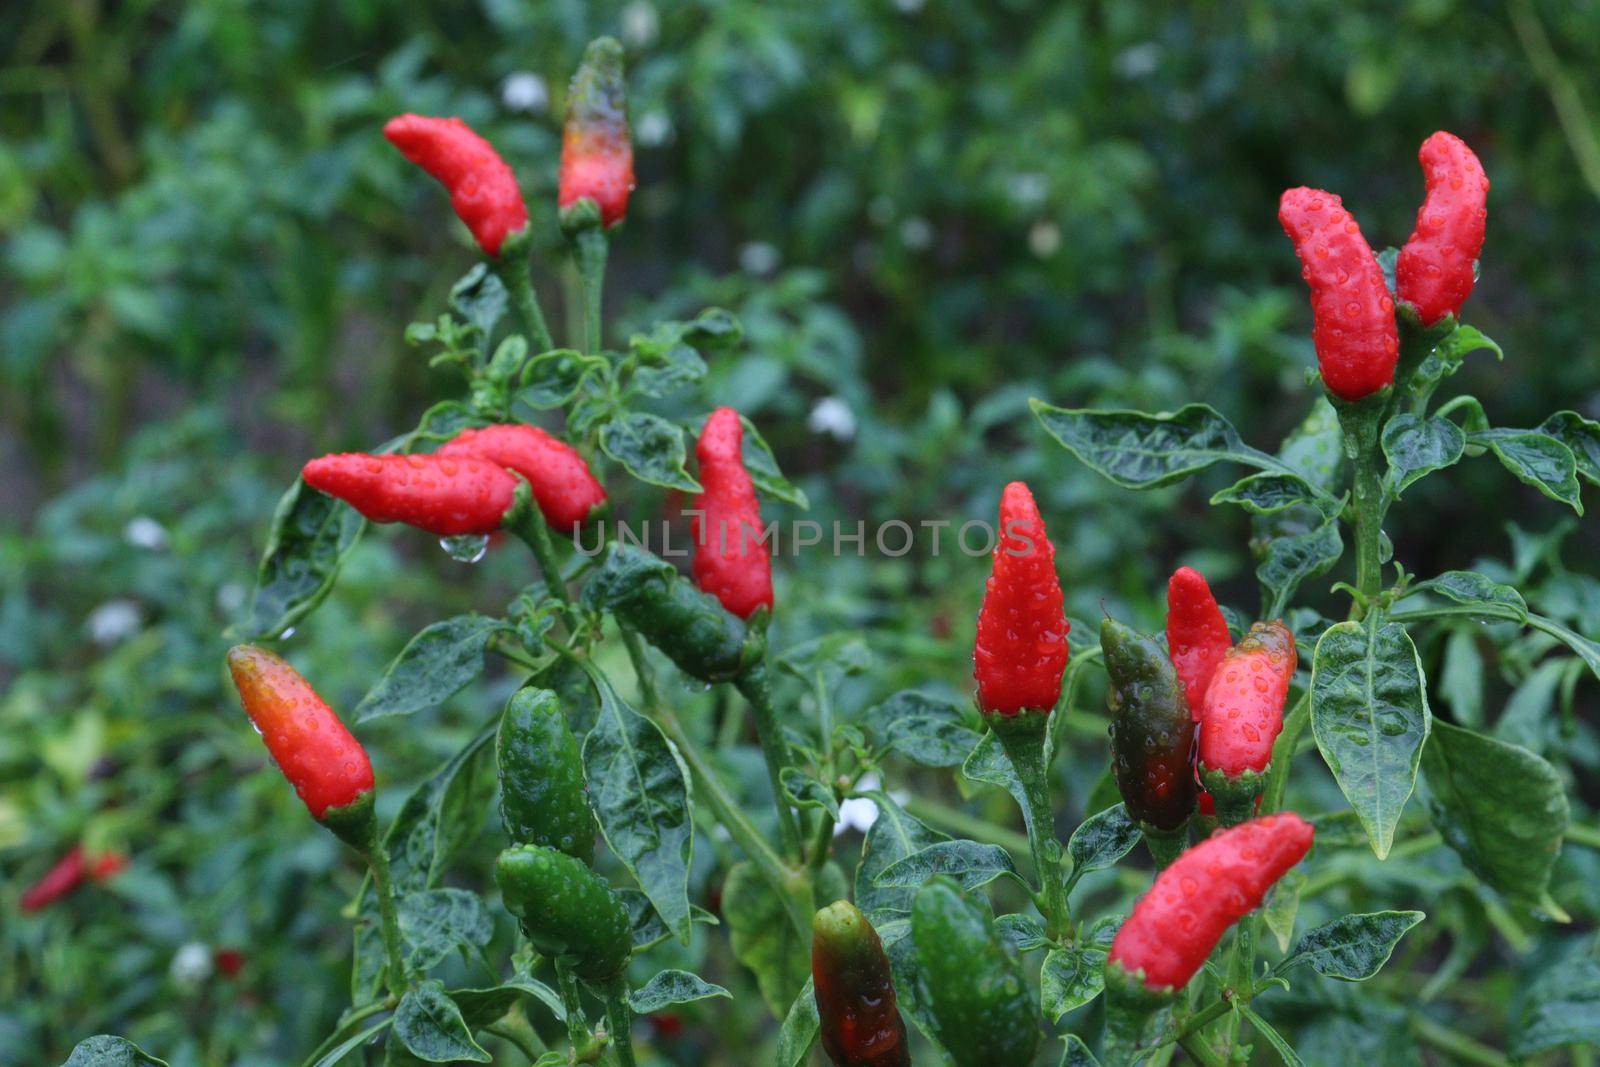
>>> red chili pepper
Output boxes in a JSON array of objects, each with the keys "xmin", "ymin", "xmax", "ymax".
[
  {"xmin": 1166, "ymin": 566, "xmax": 1230, "ymax": 721},
  {"xmin": 383, "ymin": 114, "xmax": 529, "ymax": 257},
  {"xmin": 437, "ymin": 424, "xmax": 606, "ymax": 533},
  {"xmin": 1397, "ymin": 131, "xmax": 1489, "ymax": 326},
  {"xmin": 1199, "ymin": 621, "xmax": 1296, "ymax": 778},
  {"xmin": 1108, "ymin": 813, "xmax": 1314, "ymax": 991},
  {"xmin": 973, "ymin": 481, "xmax": 1069, "ymax": 718},
  {"xmin": 559, "ymin": 38, "xmax": 634, "ymax": 228},
  {"xmin": 89, "ymin": 851, "xmax": 128, "ymax": 881},
  {"xmin": 647, "ymin": 1014, "xmax": 684, "ymax": 1039},
  {"xmin": 20, "ymin": 846, "xmax": 88, "ymax": 911},
  {"xmin": 214, "ymin": 948, "xmax": 247, "ymax": 978},
  {"xmin": 691, "ymin": 407, "xmax": 773, "ymax": 619},
  {"xmin": 227, "ymin": 645, "xmax": 375, "ymax": 822},
  {"xmin": 1277, "ymin": 187, "xmax": 1399, "ymax": 401},
  {"xmin": 302, "ymin": 453, "xmax": 521, "ymax": 537}
]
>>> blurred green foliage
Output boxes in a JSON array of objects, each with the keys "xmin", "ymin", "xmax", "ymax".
[{"xmin": 4, "ymin": 0, "xmax": 1600, "ymax": 1063}]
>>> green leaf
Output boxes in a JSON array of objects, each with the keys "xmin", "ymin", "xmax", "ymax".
[
  {"xmin": 1040, "ymin": 943, "xmax": 1107, "ymax": 1021},
  {"xmin": 775, "ymin": 977, "xmax": 820, "ymax": 1067},
  {"xmin": 1065, "ymin": 804, "xmax": 1141, "ymax": 890},
  {"xmin": 1409, "ymin": 323, "xmax": 1503, "ymax": 396},
  {"xmin": 1381, "ymin": 414, "xmax": 1465, "ymax": 499},
  {"xmin": 1508, "ymin": 935, "xmax": 1600, "ymax": 1056},
  {"xmin": 448, "ymin": 977, "xmax": 566, "ymax": 1029},
  {"xmin": 1438, "ymin": 629, "xmax": 1485, "ymax": 728},
  {"xmin": 354, "ymin": 614, "xmax": 506, "ymax": 722},
  {"xmin": 854, "ymin": 791, "xmax": 949, "ymax": 922},
  {"xmin": 240, "ymin": 477, "xmax": 364, "ymax": 640},
  {"xmin": 392, "ymin": 981, "xmax": 491, "ymax": 1063},
  {"xmin": 865, "ymin": 690, "xmax": 982, "ymax": 768},
  {"xmin": 873, "ymin": 840, "xmax": 1020, "ymax": 893},
  {"xmin": 1255, "ymin": 514, "xmax": 1343, "ymax": 619},
  {"xmin": 1030, "ymin": 400, "xmax": 1259, "ymax": 489},
  {"xmin": 514, "ymin": 349, "xmax": 602, "ymax": 412},
  {"xmin": 1210, "ymin": 471, "xmax": 1324, "ymax": 516},
  {"xmin": 1407, "ymin": 570, "xmax": 1528, "ymax": 622},
  {"xmin": 1278, "ymin": 911, "xmax": 1425, "ymax": 981},
  {"xmin": 723, "ymin": 860, "xmax": 809, "ymax": 1017},
  {"xmin": 1262, "ymin": 868, "xmax": 1306, "ymax": 953},
  {"xmin": 1421, "ymin": 719, "xmax": 1570, "ymax": 917},
  {"xmin": 396, "ymin": 888, "xmax": 493, "ymax": 972},
  {"xmin": 628, "ymin": 970, "xmax": 732, "ymax": 1013},
  {"xmin": 600, "ymin": 412, "xmax": 701, "ymax": 492},
  {"xmin": 1470, "ymin": 429, "xmax": 1583, "ymax": 514},
  {"xmin": 449, "ymin": 263, "xmax": 507, "ymax": 341},
  {"xmin": 62, "ymin": 1036, "xmax": 169, "ymax": 1067},
  {"xmin": 305, "ymin": 1020, "xmax": 393, "ymax": 1067},
  {"xmin": 996, "ymin": 913, "xmax": 1049, "ymax": 952},
  {"xmin": 1058, "ymin": 1034, "xmax": 1102, "ymax": 1067},
  {"xmin": 960, "ymin": 728, "xmax": 1027, "ymax": 813},
  {"xmin": 580, "ymin": 668, "xmax": 694, "ymax": 943},
  {"xmin": 631, "ymin": 345, "xmax": 707, "ymax": 398},
  {"xmin": 1527, "ymin": 612, "xmax": 1600, "ymax": 683},
  {"xmin": 1310, "ymin": 618, "xmax": 1431, "ymax": 859},
  {"xmin": 1537, "ymin": 411, "xmax": 1600, "ymax": 486},
  {"xmin": 739, "ymin": 414, "xmax": 810, "ymax": 508},
  {"xmin": 780, "ymin": 767, "xmax": 839, "ymax": 820}
]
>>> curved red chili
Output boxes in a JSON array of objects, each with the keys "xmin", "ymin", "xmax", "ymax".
[
  {"xmin": 973, "ymin": 481, "xmax": 1069, "ymax": 718},
  {"xmin": 1397, "ymin": 131, "xmax": 1489, "ymax": 326},
  {"xmin": 302, "ymin": 453, "xmax": 521, "ymax": 537},
  {"xmin": 1278, "ymin": 187, "xmax": 1399, "ymax": 401},
  {"xmin": 691, "ymin": 407, "xmax": 773, "ymax": 619},
  {"xmin": 1108, "ymin": 813, "xmax": 1314, "ymax": 991},
  {"xmin": 558, "ymin": 38, "xmax": 634, "ymax": 228},
  {"xmin": 1198, "ymin": 621, "xmax": 1296, "ymax": 777},
  {"xmin": 437, "ymin": 424, "xmax": 606, "ymax": 533},
  {"xmin": 383, "ymin": 114, "xmax": 529, "ymax": 256},
  {"xmin": 227, "ymin": 645, "xmax": 375, "ymax": 821},
  {"xmin": 1166, "ymin": 566, "xmax": 1230, "ymax": 720}
]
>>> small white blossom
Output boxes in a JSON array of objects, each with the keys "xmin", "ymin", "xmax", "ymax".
[
  {"xmin": 87, "ymin": 600, "xmax": 141, "ymax": 646},
  {"xmin": 123, "ymin": 516, "xmax": 168, "ymax": 551},
  {"xmin": 739, "ymin": 241, "xmax": 781, "ymax": 276},
  {"xmin": 502, "ymin": 72, "xmax": 549, "ymax": 113},
  {"xmin": 807, "ymin": 397, "xmax": 857, "ymax": 442},
  {"xmin": 621, "ymin": 1, "xmax": 659, "ymax": 48}
]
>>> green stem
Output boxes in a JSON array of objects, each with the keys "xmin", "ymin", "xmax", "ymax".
[
  {"xmin": 602, "ymin": 984, "xmax": 637, "ymax": 1067},
  {"xmin": 1565, "ymin": 821, "xmax": 1600, "ymax": 851},
  {"xmin": 365, "ymin": 843, "xmax": 409, "ymax": 999},
  {"xmin": 1412, "ymin": 1013, "xmax": 1512, "ymax": 1067},
  {"xmin": 1349, "ymin": 436, "xmax": 1386, "ymax": 613},
  {"xmin": 1259, "ymin": 693, "xmax": 1309, "ymax": 814},
  {"xmin": 619, "ymin": 626, "xmax": 662, "ymax": 710},
  {"xmin": 570, "ymin": 226, "xmax": 609, "ymax": 354},
  {"xmin": 485, "ymin": 1011, "xmax": 546, "ymax": 1063},
  {"xmin": 1142, "ymin": 825, "xmax": 1187, "ymax": 870},
  {"xmin": 736, "ymin": 662, "xmax": 803, "ymax": 861},
  {"xmin": 506, "ymin": 493, "xmax": 571, "ymax": 604},
  {"xmin": 992, "ymin": 715, "xmax": 1069, "ymax": 937},
  {"xmin": 299, "ymin": 998, "xmax": 396, "ymax": 1067},
  {"xmin": 554, "ymin": 958, "xmax": 590, "ymax": 1050},
  {"xmin": 1220, "ymin": 920, "xmax": 1255, "ymax": 1053},
  {"xmin": 495, "ymin": 240, "xmax": 554, "ymax": 353},
  {"xmin": 1177, "ymin": 1032, "xmax": 1228, "ymax": 1067}
]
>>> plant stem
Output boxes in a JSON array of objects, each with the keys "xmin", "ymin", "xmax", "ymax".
[
  {"xmin": 570, "ymin": 226, "xmax": 609, "ymax": 354},
  {"xmin": 1349, "ymin": 437, "xmax": 1386, "ymax": 614},
  {"xmin": 1221, "ymin": 920, "xmax": 1255, "ymax": 1053},
  {"xmin": 1259, "ymin": 693, "xmax": 1309, "ymax": 814},
  {"xmin": 507, "ymin": 497, "xmax": 571, "ymax": 603},
  {"xmin": 1566, "ymin": 821, "xmax": 1600, "ymax": 851},
  {"xmin": 365, "ymin": 843, "xmax": 408, "ymax": 999},
  {"xmin": 485, "ymin": 1011, "xmax": 546, "ymax": 1063},
  {"xmin": 1411, "ymin": 1013, "xmax": 1512, "ymax": 1067},
  {"xmin": 1177, "ymin": 1032, "xmax": 1228, "ymax": 1067},
  {"xmin": 736, "ymin": 662, "xmax": 803, "ymax": 861},
  {"xmin": 496, "ymin": 243, "xmax": 555, "ymax": 353},
  {"xmin": 618, "ymin": 626, "xmax": 662, "ymax": 710},
  {"xmin": 554, "ymin": 957, "xmax": 590, "ymax": 1050},
  {"xmin": 993, "ymin": 715, "xmax": 1069, "ymax": 937},
  {"xmin": 602, "ymin": 984, "xmax": 637, "ymax": 1067}
]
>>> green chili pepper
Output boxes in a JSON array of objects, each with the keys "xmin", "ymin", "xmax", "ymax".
[
  {"xmin": 1102, "ymin": 618, "xmax": 1198, "ymax": 854},
  {"xmin": 495, "ymin": 844, "xmax": 631, "ymax": 982},
  {"xmin": 910, "ymin": 876, "xmax": 1037, "ymax": 1067},
  {"xmin": 497, "ymin": 686, "xmax": 596, "ymax": 864},
  {"xmin": 584, "ymin": 543, "xmax": 755, "ymax": 682}
]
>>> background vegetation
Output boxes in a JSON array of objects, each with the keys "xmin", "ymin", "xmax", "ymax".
[{"xmin": 3, "ymin": 1, "xmax": 1598, "ymax": 1063}]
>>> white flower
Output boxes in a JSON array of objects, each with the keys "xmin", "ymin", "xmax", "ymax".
[
  {"xmin": 1029, "ymin": 220, "xmax": 1062, "ymax": 258},
  {"xmin": 636, "ymin": 111, "xmax": 673, "ymax": 148},
  {"xmin": 807, "ymin": 397, "xmax": 857, "ymax": 441},
  {"xmin": 502, "ymin": 72, "xmax": 548, "ymax": 113},
  {"xmin": 87, "ymin": 600, "xmax": 141, "ymax": 646},
  {"xmin": 123, "ymin": 516, "xmax": 167, "ymax": 551},
  {"xmin": 739, "ymin": 241, "xmax": 780, "ymax": 276},
  {"xmin": 621, "ymin": 1, "xmax": 659, "ymax": 48},
  {"xmin": 170, "ymin": 942, "xmax": 213, "ymax": 987}
]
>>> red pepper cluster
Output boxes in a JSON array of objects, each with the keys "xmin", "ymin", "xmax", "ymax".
[{"xmin": 972, "ymin": 481, "xmax": 1069, "ymax": 719}]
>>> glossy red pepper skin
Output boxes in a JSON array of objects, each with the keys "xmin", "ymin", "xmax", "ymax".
[
  {"xmin": 973, "ymin": 481, "xmax": 1069, "ymax": 718},
  {"xmin": 1397, "ymin": 131, "xmax": 1489, "ymax": 326},
  {"xmin": 1198, "ymin": 621, "xmax": 1296, "ymax": 778},
  {"xmin": 438, "ymin": 424, "xmax": 606, "ymax": 533},
  {"xmin": 227, "ymin": 645, "xmax": 375, "ymax": 824},
  {"xmin": 811, "ymin": 901, "xmax": 911, "ymax": 1067},
  {"xmin": 1165, "ymin": 566, "xmax": 1230, "ymax": 720},
  {"xmin": 559, "ymin": 38, "xmax": 634, "ymax": 228},
  {"xmin": 1278, "ymin": 187, "xmax": 1399, "ymax": 401},
  {"xmin": 302, "ymin": 453, "xmax": 520, "ymax": 537},
  {"xmin": 691, "ymin": 407, "xmax": 773, "ymax": 619},
  {"xmin": 383, "ymin": 114, "xmax": 528, "ymax": 257},
  {"xmin": 1107, "ymin": 813, "xmax": 1314, "ymax": 991}
]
